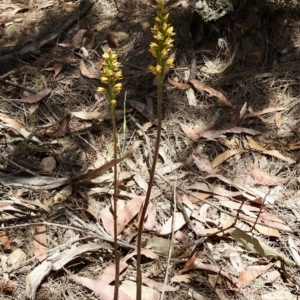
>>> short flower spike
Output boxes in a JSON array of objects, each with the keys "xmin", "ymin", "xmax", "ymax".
[
  {"xmin": 98, "ymin": 49, "xmax": 123, "ymax": 106},
  {"xmin": 148, "ymin": 0, "xmax": 175, "ymax": 80}
]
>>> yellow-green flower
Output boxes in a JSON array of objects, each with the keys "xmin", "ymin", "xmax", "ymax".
[
  {"xmin": 148, "ymin": 0, "xmax": 175, "ymax": 80},
  {"xmin": 97, "ymin": 48, "xmax": 123, "ymax": 107}
]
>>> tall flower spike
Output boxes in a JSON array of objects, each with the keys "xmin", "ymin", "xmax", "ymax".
[
  {"xmin": 98, "ymin": 49, "xmax": 123, "ymax": 106},
  {"xmin": 148, "ymin": 0, "xmax": 175, "ymax": 76}
]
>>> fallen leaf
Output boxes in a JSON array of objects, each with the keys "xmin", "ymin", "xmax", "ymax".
[
  {"xmin": 77, "ymin": 142, "xmax": 139, "ymax": 180},
  {"xmin": 101, "ymin": 197, "xmax": 145, "ymax": 236},
  {"xmin": 212, "ymin": 149, "xmax": 246, "ymax": 168},
  {"xmin": 99, "ymin": 261, "xmax": 129, "ymax": 285},
  {"xmin": 275, "ymin": 112, "xmax": 283, "ymax": 128},
  {"xmin": 79, "ymin": 59, "xmax": 99, "ymax": 79},
  {"xmin": 288, "ymin": 236, "xmax": 300, "ymax": 267},
  {"xmin": 66, "ymin": 269, "xmax": 131, "ymax": 300},
  {"xmin": 159, "ymin": 210, "xmax": 192, "ymax": 235},
  {"xmin": 189, "ymin": 79, "xmax": 233, "ymax": 107},
  {"xmin": 180, "ymin": 123, "xmax": 202, "ymax": 141},
  {"xmin": 144, "ymin": 203, "xmax": 156, "ymax": 231},
  {"xmin": 26, "ymin": 261, "xmax": 52, "ymax": 299},
  {"xmin": 51, "ymin": 114, "xmax": 71, "ymax": 137},
  {"xmin": 238, "ymin": 262, "xmax": 274, "ymax": 287},
  {"xmin": 197, "ymin": 204, "xmax": 210, "ymax": 223},
  {"xmin": 186, "ymin": 182, "xmax": 242, "ymax": 198},
  {"xmin": 128, "ymin": 100, "xmax": 156, "ymax": 123},
  {"xmin": 170, "ymin": 274, "xmax": 198, "ymax": 283},
  {"xmin": 222, "ymin": 248, "xmax": 244, "ymax": 272},
  {"xmin": 72, "ymin": 29, "xmax": 94, "ymax": 49},
  {"xmin": 167, "ymin": 77, "xmax": 190, "ymax": 90},
  {"xmin": 230, "ymin": 228, "xmax": 296, "ymax": 267},
  {"xmin": 142, "ymin": 277, "xmax": 178, "ymax": 292},
  {"xmin": 71, "ymin": 109, "xmax": 127, "ymax": 120},
  {"xmin": 52, "ymin": 243, "xmax": 112, "ymax": 271},
  {"xmin": 185, "ymin": 87, "xmax": 197, "ymax": 106},
  {"xmin": 0, "ymin": 231, "xmax": 10, "ymax": 249},
  {"xmin": 289, "ymin": 141, "xmax": 300, "ymax": 150},
  {"xmin": 18, "ymin": 88, "xmax": 52, "ymax": 103},
  {"xmin": 180, "ymin": 253, "xmax": 241, "ymax": 290},
  {"xmin": 192, "ymin": 154, "xmax": 220, "ymax": 174},
  {"xmin": 247, "ymin": 164, "xmax": 286, "ymax": 186},
  {"xmin": 133, "ymin": 174, "xmax": 148, "ymax": 192},
  {"xmin": 107, "ymin": 31, "xmax": 129, "ymax": 48},
  {"xmin": 201, "ymin": 127, "xmax": 260, "ymax": 139},
  {"xmin": 33, "ymin": 225, "xmax": 48, "ymax": 262},
  {"xmin": 246, "ymin": 136, "xmax": 296, "ymax": 164},
  {"xmin": 245, "ymin": 106, "xmax": 285, "ymax": 119},
  {"xmin": 120, "ymin": 280, "xmax": 160, "ymax": 300}
]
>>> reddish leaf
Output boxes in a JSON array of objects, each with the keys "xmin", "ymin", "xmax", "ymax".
[
  {"xmin": 245, "ymin": 106, "xmax": 285, "ymax": 119},
  {"xmin": 238, "ymin": 262, "xmax": 274, "ymax": 287},
  {"xmin": 66, "ymin": 269, "xmax": 131, "ymax": 300},
  {"xmin": 79, "ymin": 59, "xmax": 99, "ymax": 79},
  {"xmin": 51, "ymin": 114, "xmax": 70, "ymax": 137},
  {"xmin": 18, "ymin": 88, "xmax": 52, "ymax": 103},
  {"xmin": 192, "ymin": 154, "xmax": 220, "ymax": 174},
  {"xmin": 142, "ymin": 277, "xmax": 178, "ymax": 292},
  {"xmin": 0, "ymin": 231, "xmax": 10, "ymax": 249},
  {"xmin": 247, "ymin": 164, "xmax": 286, "ymax": 186},
  {"xmin": 167, "ymin": 77, "xmax": 190, "ymax": 90},
  {"xmin": 32, "ymin": 225, "xmax": 48, "ymax": 262},
  {"xmin": 180, "ymin": 123, "xmax": 202, "ymax": 141},
  {"xmin": 189, "ymin": 79, "xmax": 233, "ymax": 107}
]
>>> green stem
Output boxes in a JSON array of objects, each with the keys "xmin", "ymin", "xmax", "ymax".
[
  {"xmin": 111, "ymin": 105, "xmax": 120, "ymax": 300},
  {"xmin": 136, "ymin": 74, "xmax": 163, "ymax": 300}
]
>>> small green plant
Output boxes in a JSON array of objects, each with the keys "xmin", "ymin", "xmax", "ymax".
[
  {"xmin": 97, "ymin": 49, "xmax": 123, "ymax": 300},
  {"xmin": 136, "ymin": 1, "xmax": 175, "ymax": 299}
]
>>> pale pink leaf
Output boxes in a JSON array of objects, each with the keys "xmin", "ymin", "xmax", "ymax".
[
  {"xmin": 100, "ymin": 206, "xmax": 114, "ymax": 236},
  {"xmin": 247, "ymin": 164, "xmax": 286, "ymax": 186},
  {"xmin": 180, "ymin": 123, "xmax": 202, "ymax": 141},
  {"xmin": 189, "ymin": 79, "xmax": 233, "ymax": 107},
  {"xmin": 123, "ymin": 250, "xmax": 159, "ymax": 261},
  {"xmin": 99, "ymin": 261, "xmax": 128, "ymax": 284},
  {"xmin": 142, "ymin": 277, "xmax": 178, "ymax": 292},
  {"xmin": 18, "ymin": 88, "xmax": 52, "ymax": 103},
  {"xmin": 144, "ymin": 203, "xmax": 156, "ymax": 231},
  {"xmin": 245, "ymin": 106, "xmax": 285, "ymax": 119},
  {"xmin": 192, "ymin": 153, "xmax": 220, "ymax": 174},
  {"xmin": 159, "ymin": 212, "xmax": 188, "ymax": 235},
  {"xmin": 238, "ymin": 262, "xmax": 274, "ymax": 287},
  {"xmin": 79, "ymin": 59, "xmax": 99, "ymax": 79},
  {"xmin": 66, "ymin": 269, "xmax": 131, "ymax": 300},
  {"xmin": 198, "ymin": 204, "xmax": 210, "ymax": 223}
]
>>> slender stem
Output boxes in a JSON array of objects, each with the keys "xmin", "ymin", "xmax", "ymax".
[
  {"xmin": 112, "ymin": 106, "xmax": 120, "ymax": 300},
  {"xmin": 136, "ymin": 75, "xmax": 163, "ymax": 300}
]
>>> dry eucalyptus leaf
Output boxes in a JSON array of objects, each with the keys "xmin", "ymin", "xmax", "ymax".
[
  {"xmin": 189, "ymin": 79, "xmax": 233, "ymax": 107},
  {"xmin": 18, "ymin": 88, "xmax": 52, "ymax": 103},
  {"xmin": 247, "ymin": 164, "xmax": 286, "ymax": 186},
  {"xmin": 212, "ymin": 149, "xmax": 246, "ymax": 168}
]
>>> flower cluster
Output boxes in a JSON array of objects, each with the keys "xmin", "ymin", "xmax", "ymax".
[
  {"xmin": 149, "ymin": 0, "xmax": 175, "ymax": 76},
  {"xmin": 97, "ymin": 49, "xmax": 123, "ymax": 107}
]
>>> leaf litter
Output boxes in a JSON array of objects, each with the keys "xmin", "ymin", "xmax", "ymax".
[{"xmin": 1, "ymin": 1, "xmax": 300, "ymax": 299}]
